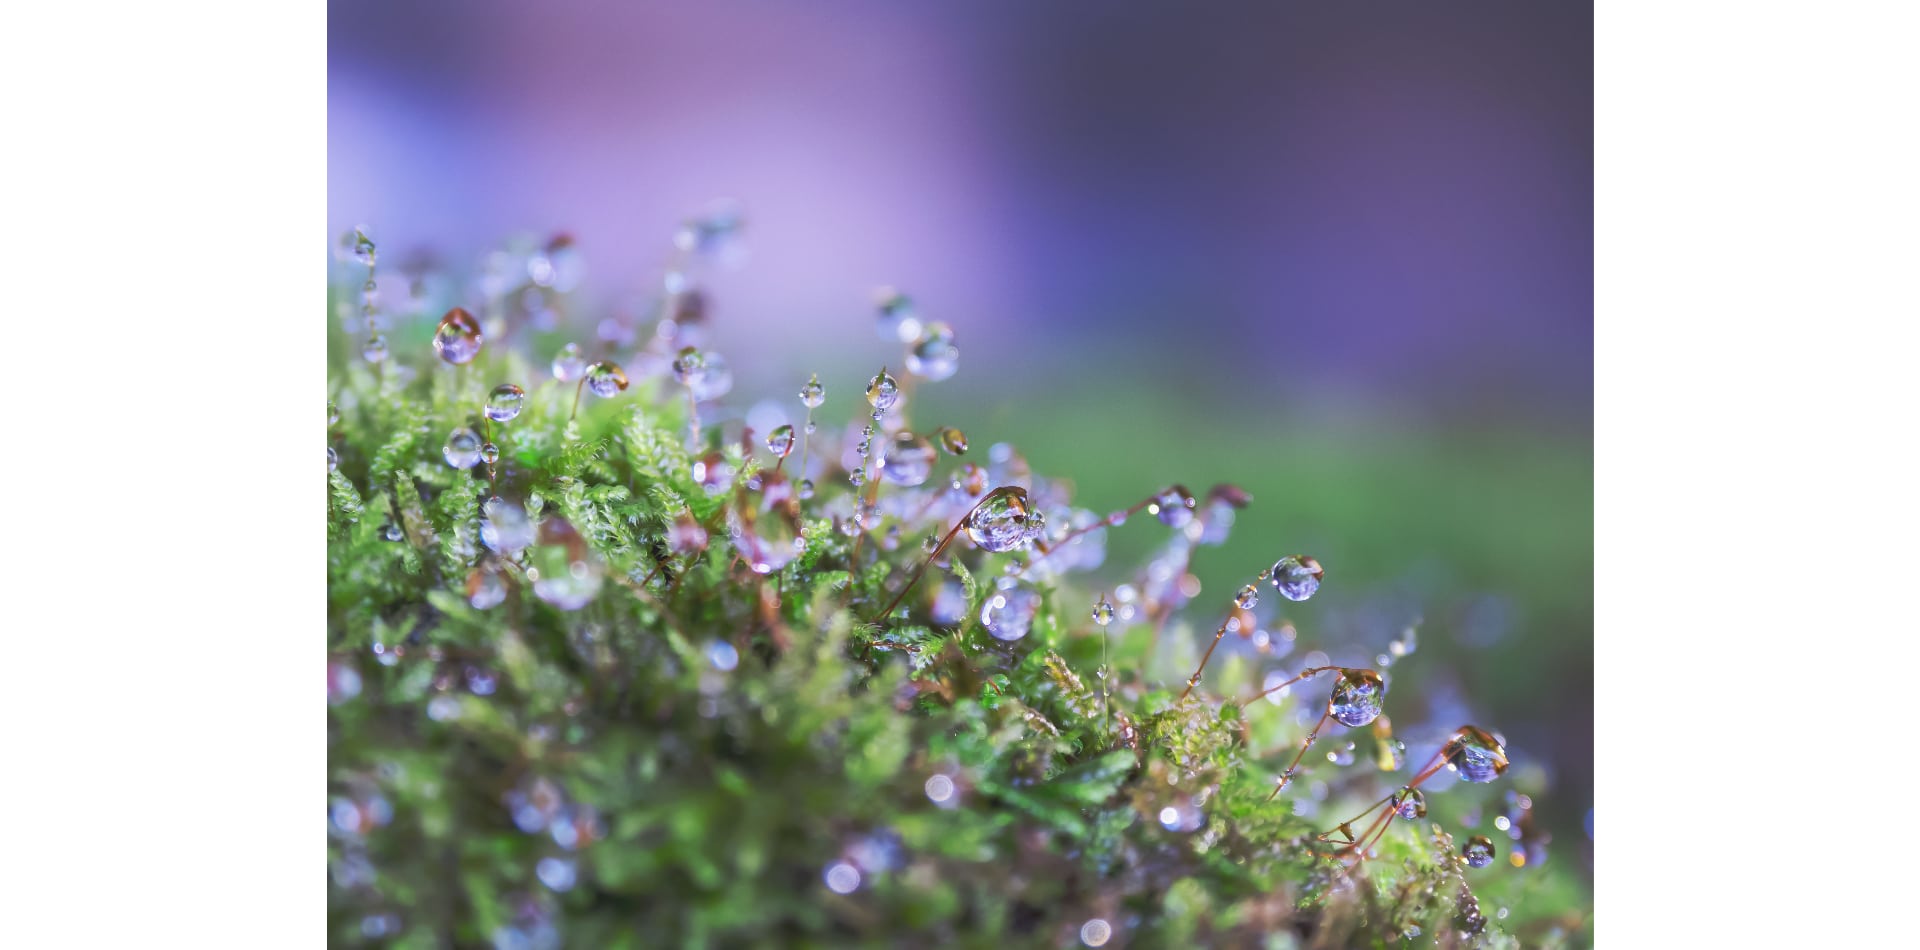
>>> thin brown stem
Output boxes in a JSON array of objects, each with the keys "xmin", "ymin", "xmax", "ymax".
[
  {"xmin": 1238, "ymin": 666, "xmax": 1340, "ymax": 706},
  {"xmin": 1265, "ymin": 708, "xmax": 1333, "ymax": 802},
  {"xmin": 570, "ymin": 378, "xmax": 586, "ymax": 421},
  {"xmin": 1178, "ymin": 614, "xmax": 1235, "ymax": 701},
  {"xmin": 869, "ymin": 495, "xmax": 990, "ymax": 624}
]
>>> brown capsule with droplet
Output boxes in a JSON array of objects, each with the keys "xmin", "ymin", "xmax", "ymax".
[
  {"xmin": 938, "ymin": 426, "xmax": 969, "ymax": 455},
  {"xmin": 433, "ymin": 307, "xmax": 484, "ymax": 364}
]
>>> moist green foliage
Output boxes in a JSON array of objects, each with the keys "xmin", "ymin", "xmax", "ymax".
[{"xmin": 328, "ymin": 351, "xmax": 1570, "ymax": 948}]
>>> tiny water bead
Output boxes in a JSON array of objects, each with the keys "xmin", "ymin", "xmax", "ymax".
[
  {"xmin": 965, "ymin": 487, "xmax": 1039, "ymax": 553},
  {"xmin": 906, "ymin": 321, "xmax": 960, "ymax": 381},
  {"xmin": 481, "ymin": 442, "xmax": 501, "ymax": 466},
  {"xmin": 1270, "ymin": 555, "xmax": 1324, "ymax": 601},
  {"xmin": 880, "ymin": 432, "xmax": 936, "ymax": 486},
  {"xmin": 799, "ymin": 373, "xmax": 825, "ymax": 408},
  {"xmin": 766, "ymin": 425, "xmax": 796, "ymax": 459},
  {"xmin": 443, "ymin": 427, "xmax": 483, "ymax": 469},
  {"xmin": 938, "ymin": 426, "xmax": 969, "ymax": 455},
  {"xmin": 1444, "ymin": 725, "xmax": 1510, "ymax": 783},
  {"xmin": 551, "ymin": 342, "xmax": 586, "ymax": 381},
  {"xmin": 432, "ymin": 307, "xmax": 484, "ymax": 365},
  {"xmin": 1328, "ymin": 668, "xmax": 1386, "ymax": 727},
  {"xmin": 1235, "ymin": 583, "xmax": 1260, "ymax": 609},
  {"xmin": 1463, "ymin": 836, "xmax": 1497, "ymax": 869},
  {"xmin": 1149, "ymin": 485, "xmax": 1197, "ymax": 528},
  {"xmin": 1394, "ymin": 788, "xmax": 1428, "ymax": 820},
  {"xmin": 1092, "ymin": 595, "xmax": 1115, "ymax": 626},
  {"xmin": 866, "ymin": 371, "xmax": 901, "ymax": 411},
  {"xmin": 671, "ymin": 347, "xmax": 707, "ymax": 387},
  {"xmin": 485, "ymin": 384, "xmax": 525, "ymax": 422},
  {"xmin": 361, "ymin": 334, "xmax": 389, "ymax": 363},
  {"xmin": 797, "ymin": 478, "xmax": 816, "ymax": 500},
  {"xmin": 584, "ymin": 361, "xmax": 629, "ymax": 397}
]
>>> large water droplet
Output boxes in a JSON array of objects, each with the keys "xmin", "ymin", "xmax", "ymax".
[
  {"xmin": 671, "ymin": 347, "xmax": 706, "ymax": 387},
  {"xmin": 1148, "ymin": 485, "xmax": 1197, "ymax": 528},
  {"xmin": 906, "ymin": 322, "xmax": 960, "ymax": 381},
  {"xmin": 965, "ymin": 486, "xmax": 1038, "ymax": 553},
  {"xmin": 551, "ymin": 342, "xmax": 585, "ymax": 381},
  {"xmin": 444, "ymin": 428, "xmax": 483, "ymax": 469},
  {"xmin": 1328, "ymin": 668, "xmax": 1386, "ymax": 727},
  {"xmin": 1463, "ymin": 835, "xmax": 1496, "ymax": 868},
  {"xmin": 480, "ymin": 497, "xmax": 534, "ymax": 555},
  {"xmin": 980, "ymin": 583, "xmax": 1042, "ymax": 641},
  {"xmin": 584, "ymin": 361, "xmax": 629, "ymax": 397},
  {"xmin": 874, "ymin": 287, "xmax": 922, "ymax": 343},
  {"xmin": 866, "ymin": 371, "xmax": 900, "ymax": 411},
  {"xmin": 880, "ymin": 431, "xmax": 936, "ymax": 486},
  {"xmin": 486, "ymin": 384, "xmax": 525, "ymax": 422},
  {"xmin": 1395, "ymin": 788, "xmax": 1427, "ymax": 820},
  {"xmin": 1092, "ymin": 595, "xmax": 1114, "ymax": 626},
  {"xmin": 1444, "ymin": 726, "xmax": 1509, "ymax": 783},
  {"xmin": 766, "ymin": 424, "xmax": 796, "ymax": 459},
  {"xmin": 1270, "ymin": 555, "xmax": 1324, "ymax": 601},
  {"xmin": 799, "ymin": 373, "xmax": 825, "ymax": 408},
  {"xmin": 432, "ymin": 307, "xmax": 484, "ymax": 365},
  {"xmin": 327, "ymin": 446, "xmax": 338, "ymax": 472}
]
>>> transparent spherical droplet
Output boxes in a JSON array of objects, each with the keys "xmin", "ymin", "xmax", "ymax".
[
  {"xmin": 480, "ymin": 497, "xmax": 534, "ymax": 556},
  {"xmin": 824, "ymin": 861, "xmax": 861, "ymax": 894},
  {"xmin": 1080, "ymin": 919, "xmax": 1113, "ymax": 947},
  {"xmin": 327, "ymin": 401, "xmax": 340, "ymax": 427},
  {"xmin": 980, "ymin": 583, "xmax": 1041, "ymax": 641},
  {"xmin": 930, "ymin": 426, "xmax": 968, "ymax": 456},
  {"xmin": 866, "ymin": 371, "xmax": 900, "ymax": 411},
  {"xmin": 706, "ymin": 639, "xmax": 740, "ymax": 671},
  {"xmin": 443, "ymin": 427, "xmax": 483, "ymax": 469},
  {"xmin": 1328, "ymin": 668, "xmax": 1386, "ymax": 727},
  {"xmin": 906, "ymin": 322, "xmax": 960, "ymax": 381},
  {"xmin": 480, "ymin": 442, "xmax": 500, "ymax": 466},
  {"xmin": 1328, "ymin": 742, "xmax": 1357, "ymax": 766},
  {"xmin": 925, "ymin": 773, "xmax": 956, "ymax": 805},
  {"xmin": 797, "ymin": 478, "xmax": 815, "ymax": 500},
  {"xmin": 432, "ymin": 307, "xmax": 484, "ymax": 364},
  {"xmin": 584, "ymin": 361, "xmax": 629, "ymax": 397},
  {"xmin": 766, "ymin": 424, "xmax": 796, "ymax": 459},
  {"xmin": 965, "ymin": 486, "xmax": 1037, "ymax": 553},
  {"xmin": 1444, "ymin": 725, "xmax": 1510, "ymax": 783},
  {"xmin": 485, "ymin": 383, "xmax": 525, "ymax": 422},
  {"xmin": 671, "ymin": 347, "xmax": 706, "ymax": 386},
  {"xmin": 535, "ymin": 856, "xmax": 577, "ymax": 893},
  {"xmin": 1270, "ymin": 554, "xmax": 1324, "ymax": 601},
  {"xmin": 874, "ymin": 288, "xmax": 921, "ymax": 343},
  {"xmin": 551, "ymin": 342, "xmax": 586, "ymax": 381},
  {"xmin": 1395, "ymin": 788, "xmax": 1427, "ymax": 820},
  {"xmin": 361, "ymin": 334, "xmax": 389, "ymax": 363},
  {"xmin": 1158, "ymin": 799, "xmax": 1203, "ymax": 832},
  {"xmin": 1148, "ymin": 485, "xmax": 1197, "ymax": 528},
  {"xmin": 1235, "ymin": 583, "xmax": 1260, "ymax": 610},
  {"xmin": 1092, "ymin": 596, "xmax": 1114, "ymax": 626},
  {"xmin": 797, "ymin": 373, "xmax": 826, "ymax": 409},
  {"xmin": 1463, "ymin": 835, "xmax": 1496, "ymax": 868},
  {"xmin": 382, "ymin": 519, "xmax": 405, "ymax": 542},
  {"xmin": 327, "ymin": 445, "xmax": 338, "ymax": 472},
  {"xmin": 880, "ymin": 431, "xmax": 936, "ymax": 486},
  {"xmin": 466, "ymin": 566, "xmax": 507, "ymax": 610}
]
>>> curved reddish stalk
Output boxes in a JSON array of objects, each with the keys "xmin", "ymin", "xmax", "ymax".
[
  {"xmin": 1265, "ymin": 708, "xmax": 1333, "ymax": 802},
  {"xmin": 869, "ymin": 492, "xmax": 996, "ymax": 624},
  {"xmin": 1239, "ymin": 666, "xmax": 1340, "ymax": 706}
]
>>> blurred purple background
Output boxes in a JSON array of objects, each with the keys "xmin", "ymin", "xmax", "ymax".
[{"xmin": 329, "ymin": 0, "xmax": 1591, "ymax": 420}]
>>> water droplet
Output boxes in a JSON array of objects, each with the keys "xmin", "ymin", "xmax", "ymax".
[
  {"xmin": 706, "ymin": 639, "xmax": 740, "ymax": 671},
  {"xmin": 466, "ymin": 566, "xmax": 507, "ymax": 609},
  {"xmin": 906, "ymin": 321, "xmax": 960, "ymax": 381},
  {"xmin": 1328, "ymin": 668, "xmax": 1386, "ymax": 727},
  {"xmin": 866, "ymin": 371, "xmax": 900, "ymax": 411},
  {"xmin": 1444, "ymin": 725, "xmax": 1510, "ymax": 783},
  {"xmin": 1080, "ymin": 919, "xmax": 1113, "ymax": 947},
  {"xmin": 799, "ymin": 373, "xmax": 826, "ymax": 408},
  {"xmin": 1269, "ymin": 554, "xmax": 1324, "ymax": 601},
  {"xmin": 382, "ymin": 519, "xmax": 405, "ymax": 542},
  {"xmin": 551, "ymin": 342, "xmax": 585, "ymax": 381},
  {"xmin": 1395, "ymin": 788, "xmax": 1427, "ymax": 820},
  {"xmin": 690, "ymin": 351, "xmax": 734, "ymax": 401},
  {"xmin": 766, "ymin": 424, "xmax": 796, "ymax": 459},
  {"xmin": 340, "ymin": 228, "xmax": 376, "ymax": 266},
  {"xmin": 327, "ymin": 445, "xmax": 338, "ymax": 472},
  {"xmin": 1092, "ymin": 595, "xmax": 1114, "ymax": 626},
  {"xmin": 1158, "ymin": 799, "xmax": 1203, "ymax": 832},
  {"xmin": 951, "ymin": 464, "xmax": 988, "ymax": 498},
  {"xmin": 880, "ymin": 431, "xmax": 936, "ymax": 486},
  {"xmin": 327, "ymin": 401, "xmax": 340, "ymax": 427},
  {"xmin": 797, "ymin": 478, "xmax": 816, "ymax": 500},
  {"xmin": 965, "ymin": 486, "xmax": 1038, "ymax": 552},
  {"xmin": 925, "ymin": 773, "xmax": 956, "ymax": 805},
  {"xmin": 361, "ymin": 334, "xmax": 389, "ymax": 363},
  {"xmin": 671, "ymin": 347, "xmax": 706, "ymax": 386},
  {"xmin": 480, "ymin": 442, "xmax": 500, "ymax": 466},
  {"xmin": 1328, "ymin": 742, "xmax": 1356, "ymax": 766},
  {"xmin": 480, "ymin": 497, "xmax": 534, "ymax": 555},
  {"xmin": 727, "ymin": 474, "xmax": 801, "ymax": 573},
  {"xmin": 443, "ymin": 427, "xmax": 483, "ymax": 469},
  {"xmin": 584, "ymin": 361, "xmax": 629, "ymax": 397},
  {"xmin": 432, "ymin": 307, "xmax": 484, "ymax": 364},
  {"xmin": 1235, "ymin": 583, "xmax": 1260, "ymax": 609},
  {"xmin": 979, "ymin": 583, "xmax": 1041, "ymax": 641},
  {"xmin": 485, "ymin": 384, "xmax": 525, "ymax": 422},
  {"xmin": 1148, "ymin": 485, "xmax": 1197, "ymax": 528},
  {"xmin": 536, "ymin": 856, "xmax": 577, "ymax": 893},
  {"xmin": 874, "ymin": 287, "xmax": 922, "ymax": 342},
  {"xmin": 1463, "ymin": 835, "xmax": 1496, "ymax": 868},
  {"xmin": 824, "ymin": 861, "xmax": 861, "ymax": 894}
]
